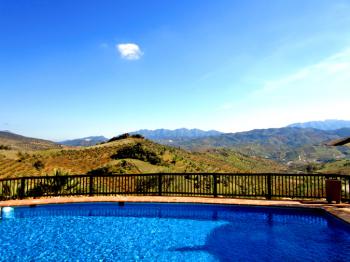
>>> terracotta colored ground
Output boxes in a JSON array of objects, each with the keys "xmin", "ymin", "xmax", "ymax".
[{"xmin": 1, "ymin": 196, "xmax": 349, "ymax": 224}]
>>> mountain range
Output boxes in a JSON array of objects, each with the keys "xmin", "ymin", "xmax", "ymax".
[
  {"xmin": 60, "ymin": 136, "xmax": 108, "ymax": 147},
  {"xmin": 57, "ymin": 120, "xmax": 350, "ymax": 147},
  {"xmin": 130, "ymin": 128, "xmax": 222, "ymax": 141},
  {"xmin": 288, "ymin": 119, "xmax": 350, "ymax": 130},
  {"xmin": 58, "ymin": 129, "xmax": 222, "ymax": 146},
  {"xmin": 173, "ymin": 127, "xmax": 350, "ymax": 164},
  {"xmin": 2, "ymin": 119, "xmax": 350, "ymax": 167}
]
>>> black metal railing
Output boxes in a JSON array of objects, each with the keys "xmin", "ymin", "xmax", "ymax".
[{"xmin": 0, "ymin": 173, "xmax": 349, "ymax": 201}]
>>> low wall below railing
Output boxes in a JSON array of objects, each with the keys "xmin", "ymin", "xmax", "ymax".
[{"xmin": 0, "ymin": 173, "xmax": 349, "ymax": 201}]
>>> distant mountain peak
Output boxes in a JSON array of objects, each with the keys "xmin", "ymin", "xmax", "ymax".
[
  {"xmin": 129, "ymin": 128, "xmax": 222, "ymax": 140},
  {"xmin": 287, "ymin": 119, "xmax": 350, "ymax": 130},
  {"xmin": 59, "ymin": 136, "xmax": 108, "ymax": 147}
]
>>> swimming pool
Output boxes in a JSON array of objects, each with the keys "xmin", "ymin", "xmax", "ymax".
[{"xmin": 0, "ymin": 203, "xmax": 349, "ymax": 261}]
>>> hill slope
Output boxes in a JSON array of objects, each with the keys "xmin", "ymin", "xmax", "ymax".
[
  {"xmin": 314, "ymin": 159, "xmax": 350, "ymax": 175},
  {"xmin": 0, "ymin": 131, "xmax": 62, "ymax": 151},
  {"xmin": 173, "ymin": 127, "xmax": 350, "ymax": 164},
  {"xmin": 0, "ymin": 137, "xmax": 286, "ymax": 179}
]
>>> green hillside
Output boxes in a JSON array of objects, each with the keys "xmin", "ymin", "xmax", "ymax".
[
  {"xmin": 173, "ymin": 127, "xmax": 350, "ymax": 164},
  {"xmin": 312, "ymin": 159, "xmax": 350, "ymax": 175},
  {"xmin": 0, "ymin": 137, "xmax": 286, "ymax": 179},
  {"xmin": 0, "ymin": 131, "xmax": 62, "ymax": 151}
]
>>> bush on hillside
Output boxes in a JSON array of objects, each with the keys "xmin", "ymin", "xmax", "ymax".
[
  {"xmin": 33, "ymin": 160, "xmax": 45, "ymax": 170},
  {"xmin": 0, "ymin": 144, "xmax": 11, "ymax": 150},
  {"xmin": 304, "ymin": 163, "xmax": 321, "ymax": 174},
  {"xmin": 111, "ymin": 143, "xmax": 162, "ymax": 165},
  {"xmin": 17, "ymin": 152, "xmax": 30, "ymax": 162},
  {"xmin": 108, "ymin": 133, "xmax": 145, "ymax": 143},
  {"xmin": 131, "ymin": 134, "xmax": 144, "ymax": 139},
  {"xmin": 88, "ymin": 160, "xmax": 141, "ymax": 175}
]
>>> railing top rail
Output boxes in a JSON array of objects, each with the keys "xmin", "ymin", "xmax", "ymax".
[{"xmin": 0, "ymin": 172, "xmax": 348, "ymax": 182}]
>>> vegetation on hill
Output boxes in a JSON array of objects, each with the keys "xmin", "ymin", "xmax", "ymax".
[
  {"xmin": 88, "ymin": 160, "xmax": 141, "ymax": 175},
  {"xmin": 0, "ymin": 131, "xmax": 62, "ymax": 151},
  {"xmin": 0, "ymin": 145, "xmax": 11, "ymax": 150},
  {"xmin": 310, "ymin": 159, "xmax": 350, "ymax": 175},
  {"xmin": 170, "ymin": 127, "xmax": 350, "ymax": 164},
  {"xmin": 107, "ymin": 133, "xmax": 144, "ymax": 143},
  {"xmin": 111, "ymin": 142, "xmax": 162, "ymax": 165},
  {"xmin": 1, "ymin": 129, "xmax": 348, "ymax": 177},
  {"xmin": 0, "ymin": 137, "xmax": 286, "ymax": 179}
]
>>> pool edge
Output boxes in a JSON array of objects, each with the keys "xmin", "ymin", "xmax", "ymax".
[{"xmin": 1, "ymin": 196, "xmax": 350, "ymax": 224}]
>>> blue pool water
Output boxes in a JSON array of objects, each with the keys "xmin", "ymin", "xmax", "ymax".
[{"xmin": 0, "ymin": 203, "xmax": 349, "ymax": 261}]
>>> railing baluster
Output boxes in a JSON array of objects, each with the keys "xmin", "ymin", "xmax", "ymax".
[
  {"xmin": 89, "ymin": 175, "xmax": 94, "ymax": 196},
  {"xmin": 266, "ymin": 174, "xmax": 272, "ymax": 200},
  {"xmin": 213, "ymin": 174, "xmax": 217, "ymax": 197}
]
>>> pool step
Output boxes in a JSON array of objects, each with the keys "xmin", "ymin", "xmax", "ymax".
[{"xmin": 0, "ymin": 207, "xmax": 15, "ymax": 219}]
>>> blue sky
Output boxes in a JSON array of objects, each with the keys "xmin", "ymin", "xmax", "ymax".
[{"xmin": 1, "ymin": 0, "xmax": 350, "ymax": 140}]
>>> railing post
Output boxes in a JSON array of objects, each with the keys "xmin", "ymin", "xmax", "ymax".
[
  {"xmin": 266, "ymin": 173, "xmax": 272, "ymax": 200},
  {"xmin": 346, "ymin": 176, "xmax": 350, "ymax": 203},
  {"xmin": 158, "ymin": 174, "xmax": 162, "ymax": 196},
  {"xmin": 213, "ymin": 174, "xmax": 218, "ymax": 197},
  {"xmin": 89, "ymin": 175, "xmax": 94, "ymax": 196},
  {"xmin": 19, "ymin": 178, "xmax": 25, "ymax": 199}
]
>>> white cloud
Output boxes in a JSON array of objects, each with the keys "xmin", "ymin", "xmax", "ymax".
[{"xmin": 116, "ymin": 43, "xmax": 143, "ymax": 60}]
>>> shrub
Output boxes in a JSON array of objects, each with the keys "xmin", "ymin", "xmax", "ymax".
[
  {"xmin": 343, "ymin": 161, "xmax": 350, "ymax": 167},
  {"xmin": 33, "ymin": 160, "xmax": 45, "ymax": 170},
  {"xmin": 88, "ymin": 166, "xmax": 110, "ymax": 176},
  {"xmin": 0, "ymin": 183, "xmax": 17, "ymax": 200},
  {"xmin": 131, "ymin": 134, "xmax": 144, "ymax": 139},
  {"xmin": 27, "ymin": 170, "xmax": 76, "ymax": 198},
  {"xmin": 17, "ymin": 152, "xmax": 29, "ymax": 162},
  {"xmin": 88, "ymin": 160, "xmax": 140, "ymax": 175},
  {"xmin": 108, "ymin": 133, "xmax": 130, "ymax": 142},
  {"xmin": 108, "ymin": 133, "xmax": 145, "ymax": 143},
  {"xmin": 171, "ymin": 156, "xmax": 177, "ymax": 164},
  {"xmin": 111, "ymin": 143, "xmax": 162, "ymax": 165},
  {"xmin": 305, "ymin": 163, "xmax": 318, "ymax": 173},
  {"xmin": 0, "ymin": 144, "xmax": 11, "ymax": 150}
]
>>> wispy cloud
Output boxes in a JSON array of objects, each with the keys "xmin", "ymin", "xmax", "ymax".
[
  {"xmin": 258, "ymin": 47, "xmax": 350, "ymax": 94},
  {"xmin": 211, "ymin": 47, "xmax": 350, "ymax": 132},
  {"xmin": 116, "ymin": 43, "xmax": 143, "ymax": 60}
]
